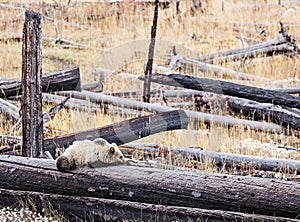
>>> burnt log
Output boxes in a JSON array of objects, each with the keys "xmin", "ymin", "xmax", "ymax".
[
  {"xmin": 0, "ymin": 67, "xmax": 80, "ymax": 98},
  {"xmin": 0, "ymin": 188, "xmax": 298, "ymax": 222},
  {"xmin": 43, "ymin": 110, "xmax": 188, "ymax": 156},
  {"xmin": 141, "ymin": 73, "xmax": 300, "ymax": 110},
  {"xmin": 0, "ymin": 155, "xmax": 299, "ymax": 219},
  {"xmin": 161, "ymin": 89, "xmax": 300, "ymax": 131}
]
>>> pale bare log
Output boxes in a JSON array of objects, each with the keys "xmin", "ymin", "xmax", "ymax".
[
  {"xmin": 60, "ymin": 90, "xmax": 284, "ymax": 134},
  {"xmin": 169, "ymin": 51, "xmax": 269, "ymax": 81},
  {"xmin": 0, "ymin": 98, "xmax": 20, "ymax": 121},
  {"xmin": 195, "ymin": 22, "xmax": 299, "ymax": 63},
  {"xmin": 42, "ymin": 93, "xmax": 101, "ymax": 112},
  {"xmin": 121, "ymin": 143, "xmax": 300, "ymax": 174}
]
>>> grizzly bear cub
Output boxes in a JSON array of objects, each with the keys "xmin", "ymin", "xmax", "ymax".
[{"xmin": 56, "ymin": 138, "xmax": 126, "ymax": 172}]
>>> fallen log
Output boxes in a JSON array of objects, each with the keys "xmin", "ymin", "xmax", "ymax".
[
  {"xmin": 0, "ymin": 67, "xmax": 80, "ymax": 98},
  {"xmin": 142, "ymin": 73, "xmax": 300, "ymax": 109},
  {"xmin": 42, "ymin": 96, "xmax": 70, "ymax": 124},
  {"xmin": 120, "ymin": 143, "xmax": 300, "ymax": 174},
  {"xmin": 169, "ymin": 50, "xmax": 269, "ymax": 82},
  {"xmin": 81, "ymin": 81, "xmax": 103, "ymax": 92},
  {"xmin": 226, "ymin": 96, "xmax": 300, "ymax": 130},
  {"xmin": 0, "ymin": 135, "xmax": 21, "ymax": 148},
  {"xmin": 0, "ymin": 98, "xmax": 20, "ymax": 121},
  {"xmin": 0, "ymin": 188, "xmax": 298, "ymax": 222},
  {"xmin": 160, "ymin": 89, "xmax": 300, "ymax": 130},
  {"xmin": 43, "ymin": 110, "xmax": 188, "ymax": 156},
  {"xmin": 271, "ymin": 87, "xmax": 300, "ymax": 95},
  {"xmin": 60, "ymin": 90, "xmax": 284, "ymax": 134},
  {"xmin": 0, "ymin": 95, "xmax": 72, "ymax": 124},
  {"xmin": 195, "ymin": 22, "xmax": 299, "ymax": 63},
  {"xmin": 42, "ymin": 93, "xmax": 101, "ymax": 112},
  {"xmin": 0, "ymin": 155, "xmax": 299, "ymax": 219}
]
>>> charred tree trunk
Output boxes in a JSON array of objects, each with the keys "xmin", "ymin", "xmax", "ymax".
[
  {"xmin": 143, "ymin": 0, "xmax": 159, "ymax": 103},
  {"xmin": 21, "ymin": 10, "xmax": 43, "ymax": 157},
  {"xmin": 142, "ymin": 73, "xmax": 300, "ymax": 109}
]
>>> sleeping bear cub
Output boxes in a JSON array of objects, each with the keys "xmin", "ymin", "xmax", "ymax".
[{"xmin": 56, "ymin": 138, "xmax": 126, "ymax": 172}]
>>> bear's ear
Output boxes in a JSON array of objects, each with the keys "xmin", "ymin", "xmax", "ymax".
[
  {"xmin": 93, "ymin": 138, "xmax": 107, "ymax": 146},
  {"xmin": 109, "ymin": 146, "xmax": 115, "ymax": 154}
]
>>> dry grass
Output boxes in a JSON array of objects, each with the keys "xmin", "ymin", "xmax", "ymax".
[{"xmin": 0, "ymin": 0, "xmax": 299, "ymax": 162}]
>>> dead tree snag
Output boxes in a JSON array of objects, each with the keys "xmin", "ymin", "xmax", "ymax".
[{"xmin": 21, "ymin": 10, "xmax": 43, "ymax": 157}]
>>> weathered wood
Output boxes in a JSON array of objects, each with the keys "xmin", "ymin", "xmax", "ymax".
[
  {"xmin": 194, "ymin": 22, "xmax": 299, "ymax": 64},
  {"xmin": 271, "ymin": 87, "xmax": 300, "ymax": 95},
  {"xmin": 0, "ymin": 95, "xmax": 72, "ymax": 126},
  {"xmin": 42, "ymin": 96, "xmax": 70, "ymax": 124},
  {"xmin": 169, "ymin": 50, "xmax": 269, "ymax": 82},
  {"xmin": 0, "ymin": 155, "xmax": 299, "ymax": 219},
  {"xmin": 21, "ymin": 10, "xmax": 43, "ymax": 158},
  {"xmin": 0, "ymin": 67, "xmax": 80, "ymax": 98},
  {"xmin": 161, "ymin": 89, "xmax": 300, "ymax": 130},
  {"xmin": 121, "ymin": 143, "xmax": 300, "ymax": 174},
  {"xmin": 81, "ymin": 81, "xmax": 103, "ymax": 92},
  {"xmin": 43, "ymin": 110, "xmax": 189, "ymax": 156},
  {"xmin": 226, "ymin": 96, "xmax": 300, "ymax": 130},
  {"xmin": 0, "ymin": 98, "xmax": 20, "ymax": 121},
  {"xmin": 142, "ymin": 73, "xmax": 300, "ymax": 109},
  {"xmin": 44, "ymin": 93, "xmax": 143, "ymax": 117},
  {"xmin": 43, "ymin": 37, "xmax": 87, "ymax": 49},
  {"xmin": 61, "ymin": 90, "xmax": 284, "ymax": 134},
  {"xmin": 0, "ymin": 188, "xmax": 298, "ymax": 222},
  {"xmin": 42, "ymin": 93, "xmax": 101, "ymax": 112},
  {"xmin": 0, "ymin": 135, "xmax": 21, "ymax": 149}
]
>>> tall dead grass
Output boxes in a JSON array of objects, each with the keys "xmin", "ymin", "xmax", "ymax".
[{"xmin": 0, "ymin": 0, "xmax": 298, "ymax": 158}]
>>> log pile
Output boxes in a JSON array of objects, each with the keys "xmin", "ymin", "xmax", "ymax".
[{"xmin": 0, "ymin": 155, "xmax": 299, "ymax": 221}]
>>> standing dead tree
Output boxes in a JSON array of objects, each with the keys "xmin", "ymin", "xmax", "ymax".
[
  {"xmin": 21, "ymin": 10, "xmax": 43, "ymax": 158},
  {"xmin": 143, "ymin": 0, "xmax": 159, "ymax": 103}
]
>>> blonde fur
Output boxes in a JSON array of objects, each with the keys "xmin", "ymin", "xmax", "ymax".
[{"xmin": 56, "ymin": 138, "xmax": 125, "ymax": 172}]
